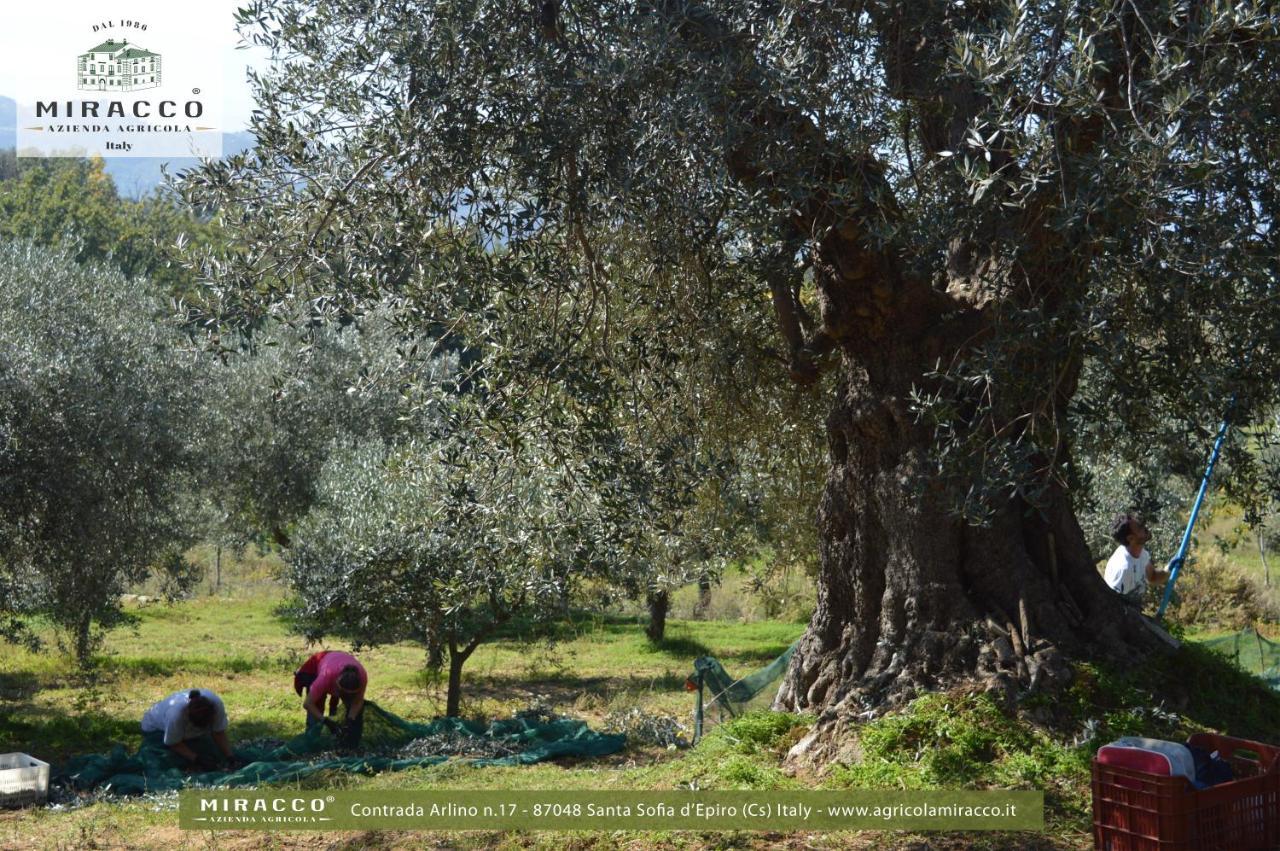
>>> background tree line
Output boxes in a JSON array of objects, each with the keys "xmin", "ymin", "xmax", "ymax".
[{"xmin": 0, "ymin": 151, "xmax": 826, "ymax": 712}]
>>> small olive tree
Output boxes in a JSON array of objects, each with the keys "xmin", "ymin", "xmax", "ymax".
[
  {"xmin": 286, "ymin": 416, "xmax": 603, "ymax": 716},
  {"xmin": 0, "ymin": 240, "xmax": 205, "ymax": 663}
]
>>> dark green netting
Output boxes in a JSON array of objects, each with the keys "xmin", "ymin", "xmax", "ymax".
[
  {"xmin": 1199, "ymin": 627, "xmax": 1280, "ymax": 690},
  {"xmin": 55, "ymin": 702, "xmax": 626, "ymax": 795},
  {"xmin": 687, "ymin": 639, "xmax": 800, "ymax": 738}
]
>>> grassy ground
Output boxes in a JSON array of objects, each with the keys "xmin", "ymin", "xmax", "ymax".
[
  {"xmin": 3, "ymin": 551, "xmax": 1280, "ymax": 850},
  {"xmin": 0, "ymin": 594, "xmax": 801, "ymax": 765},
  {"xmin": 0, "ymin": 581, "xmax": 822, "ymax": 850}
]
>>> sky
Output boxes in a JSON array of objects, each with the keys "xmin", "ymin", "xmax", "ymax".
[{"xmin": 0, "ymin": 0, "xmax": 273, "ymax": 131}]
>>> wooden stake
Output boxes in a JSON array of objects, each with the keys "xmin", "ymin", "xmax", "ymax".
[{"xmin": 1019, "ymin": 595, "xmax": 1034, "ymax": 648}]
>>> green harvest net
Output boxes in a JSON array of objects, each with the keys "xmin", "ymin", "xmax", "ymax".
[
  {"xmin": 54, "ymin": 702, "xmax": 626, "ymax": 795},
  {"xmin": 1199, "ymin": 627, "xmax": 1280, "ymax": 690},
  {"xmin": 687, "ymin": 639, "xmax": 800, "ymax": 738}
]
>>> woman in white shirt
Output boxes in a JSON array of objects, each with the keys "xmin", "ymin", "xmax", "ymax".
[{"xmin": 141, "ymin": 689, "xmax": 237, "ymax": 770}]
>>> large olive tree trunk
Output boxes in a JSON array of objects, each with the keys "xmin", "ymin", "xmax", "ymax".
[
  {"xmin": 772, "ymin": 237, "xmax": 1167, "ymax": 755},
  {"xmin": 776, "ymin": 373, "xmax": 1139, "ymax": 711}
]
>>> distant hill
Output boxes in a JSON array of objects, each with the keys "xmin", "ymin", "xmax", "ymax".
[
  {"xmin": 0, "ymin": 95, "xmax": 254, "ymax": 198},
  {"xmin": 100, "ymin": 131, "xmax": 257, "ymax": 197}
]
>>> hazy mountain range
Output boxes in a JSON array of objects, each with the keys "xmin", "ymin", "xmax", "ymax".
[{"xmin": 1, "ymin": 95, "xmax": 254, "ymax": 198}]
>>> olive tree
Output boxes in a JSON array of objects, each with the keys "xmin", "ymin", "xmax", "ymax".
[
  {"xmin": 0, "ymin": 155, "xmax": 217, "ymax": 299},
  {"xmin": 197, "ymin": 301, "xmax": 450, "ymax": 550},
  {"xmin": 184, "ymin": 0, "xmax": 1280, "ymax": 753},
  {"xmin": 0, "ymin": 240, "xmax": 205, "ymax": 663},
  {"xmin": 562, "ymin": 262, "xmax": 827, "ymax": 638},
  {"xmin": 286, "ymin": 415, "xmax": 605, "ymax": 717},
  {"xmin": 604, "ymin": 457, "xmax": 751, "ymax": 642}
]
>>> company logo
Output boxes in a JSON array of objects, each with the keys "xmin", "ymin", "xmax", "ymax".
[
  {"xmin": 15, "ymin": 6, "xmax": 225, "ymax": 158},
  {"xmin": 200, "ymin": 796, "xmax": 330, "ymax": 813},
  {"xmin": 78, "ymin": 37, "xmax": 161, "ymax": 92},
  {"xmin": 185, "ymin": 794, "xmax": 337, "ymax": 826}
]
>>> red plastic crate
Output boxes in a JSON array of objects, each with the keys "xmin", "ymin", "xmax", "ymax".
[{"xmin": 1093, "ymin": 733, "xmax": 1280, "ymax": 850}]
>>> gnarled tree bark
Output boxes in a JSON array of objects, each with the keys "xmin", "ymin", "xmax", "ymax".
[{"xmin": 653, "ymin": 0, "xmax": 1174, "ymax": 755}]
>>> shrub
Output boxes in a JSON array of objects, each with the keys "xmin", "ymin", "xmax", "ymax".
[
  {"xmin": 718, "ymin": 711, "xmax": 809, "ymax": 753},
  {"xmin": 1167, "ymin": 550, "xmax": 1279, "ymax": 630}
]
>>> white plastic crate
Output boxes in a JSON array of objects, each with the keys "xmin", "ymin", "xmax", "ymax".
[{"xmin": 0, "ymin": 753, "xmax": 49, "ymax": 808}]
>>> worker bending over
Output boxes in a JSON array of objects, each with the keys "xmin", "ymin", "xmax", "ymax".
[
  {"xmin": 294, "ymin": 650, "xmax": 367, "ymax": 748},
  {"xmin": 141, "ymin": 688, "xmax": 237, "ymax": 770}
]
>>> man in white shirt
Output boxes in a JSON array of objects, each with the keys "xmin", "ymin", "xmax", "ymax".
[
  {"xmin": 141, "ymin": 688, "xmax": 236, "ymax": 769},
  {"xmin": 1104, "ymin": 512, "xmax": 1169, "ymax": 607}
]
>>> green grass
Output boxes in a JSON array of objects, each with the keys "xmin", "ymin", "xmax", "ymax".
[
  {"xmin": 822, "ymin": 690, "xmax": 1094, "ymax": 847},
  {"xmin": 0, "ymin": 595, "xmax": 802, "ymax": 763},
  {"xmin": 0, "ymin": 592, "xmax": 826, "ymax": 849},
  {"xmin": 6, "ymin": 558, "xmax": 1280, "ymax": 850}
]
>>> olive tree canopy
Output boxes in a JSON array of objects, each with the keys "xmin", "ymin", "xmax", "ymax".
[{"xmin": 183, "ymin": 0, "xmax": 1280, "ymax": 750}]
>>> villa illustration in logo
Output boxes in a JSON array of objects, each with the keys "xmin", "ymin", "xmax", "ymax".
[{"xmin": 77, "ymin": 39, "xmax": 162, "ymax": 92}]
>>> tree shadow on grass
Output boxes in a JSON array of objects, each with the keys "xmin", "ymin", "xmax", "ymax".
[
  {"xmin": 0, "ymin": 701, "xmax": 143, "ymax": 764},
  {"xmin": 231, "ymin": 716, "xmax": 310, "ymax": 744},
  {"xmin": 458, "ymin": 672, "xmax": 693, "ymax": 705},
  {"xmin": 487, "ymin": 611, "xmax": 650, "ymax": 644},
  {"xmin": 487, "ymin": 609, "xmax": 798, "ymax": 644},
  {"xmin": 0, "ymin": 670, "xmax": 40, "ymax": 701},
  {"xmin": 486, "ymin": 613, "xmax": 798, "ymax": 663},
  {"xmin": 647, "ymin": 635, "xmax": 712, "ymax": 658},
  {"xmin": 91, "ymin": 652, "xmax": 293, "ymax": 678},
  {"xmin": 1102, "ymin": 640, "xmax": 1280, "ymax": 743},
  {"xmin": 727, "ymin": 643, "xmax": 794, "ymax": 663}
]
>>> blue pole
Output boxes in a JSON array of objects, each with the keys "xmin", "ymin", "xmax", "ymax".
[{"xmin": 1157, "ymin": 412, "xmax": 1233, "ymax": 618}]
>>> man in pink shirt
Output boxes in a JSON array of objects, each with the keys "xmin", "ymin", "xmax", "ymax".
[{"xmin": 293, "ymin": 650, "xmax": 368, "ymax": 748}]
